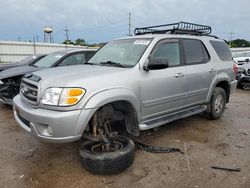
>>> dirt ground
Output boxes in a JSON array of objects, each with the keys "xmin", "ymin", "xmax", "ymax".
[{"xmin": 0, "ymin": 89, "xmax": 249, "ymax": 188}]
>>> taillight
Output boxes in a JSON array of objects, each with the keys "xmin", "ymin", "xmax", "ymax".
[{"xmin": 233, "ymin": 63, "xmax": 238, "ymax": 76}]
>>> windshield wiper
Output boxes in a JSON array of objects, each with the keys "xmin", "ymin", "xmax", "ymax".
[
  {"xmin": 30, "ymin": 64, "xmax": 38, "ymax": 67},
  {"xmin": 84, "ymin": 62, "xmax": 94, "ymax": 65},
  {"xmin": 100, "ymin": 61, "xmax": 126, "ymax": 68}
]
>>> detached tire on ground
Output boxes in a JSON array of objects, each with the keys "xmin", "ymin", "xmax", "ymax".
[
  {"xmin": 80, "ymin": 136, "xmax": 135, "ymax": 175},
  {"xmin": 206, "ymin": 87, "xmax": 226, "ymax": 120}
]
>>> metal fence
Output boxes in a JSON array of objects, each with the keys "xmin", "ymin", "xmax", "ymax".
[
  {"xmin": 0, "ymin": 40, "xmax": 94, "ymax": 63},
  {"xmin": 1, "ymin": 40, "xmax": 250, "ymax": 63},
  {"xmin": 230, "ymin": 47, "xmax": 250, "ymax": 56}
]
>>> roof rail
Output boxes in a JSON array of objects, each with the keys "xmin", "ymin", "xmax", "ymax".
[{"xmin": 134, "ymin": 21, "xmax": 212, "ymax": 36}]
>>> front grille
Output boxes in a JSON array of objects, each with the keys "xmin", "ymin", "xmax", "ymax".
[{"xmin": 20, "ymin": 79, "xmax": 39, "ymax": 104}]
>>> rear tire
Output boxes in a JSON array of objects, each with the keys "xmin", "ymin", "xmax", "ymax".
[
  {"xmin": 80, "ymin": 136, "xmax": 135, "ymax": 175},
  {"xmin": 206, "ymin": 87, "xmax": 226, "ymax": 120}
]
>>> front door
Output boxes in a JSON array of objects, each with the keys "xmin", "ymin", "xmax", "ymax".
[{"xmin": 140, "ymin": 39, "xmax": 187, "ymax": 122}]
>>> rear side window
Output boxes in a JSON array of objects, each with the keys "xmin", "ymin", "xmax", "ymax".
[
  {"xmin": 210, "ymin": 41, "xmax": 232, "ymax": 61},
  {"xmin": 183, "ymin": 39, "xmax": 210, "ymax": 64}
]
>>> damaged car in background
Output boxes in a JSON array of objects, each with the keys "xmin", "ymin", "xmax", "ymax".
[
  {"xmin": 233, "ymin": 51, "xmax": 250, "ymax": 65},
  {"xmin": 0, "ymin": 54, "xmax": 46, "ymax": 72},
  {"xmin": 0, "ymin": 49, "xmax": 97, "ymax": 105},
  {"xmin": 236, "ymin": 59, "xmax": 250, "ymax": 89}
]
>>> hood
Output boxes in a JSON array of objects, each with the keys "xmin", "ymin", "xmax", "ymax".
[
  {"xmin": 239, "ymin": 62, "xmax": 250, "ymax": 70},
  {"xmin": 31, "ymin": 64, "xmax": 138, "ymax": 94},
  {"xmin": 33, "ymin": 65, "xmax": 128, "ymax": 85},
  {"xmin": 0, "ymin": 62, "xmax": 21, "ymax": 71},
  {"xmin": 234, "ymin": 57, "xmax": 250, "ymax": 62},
  {"xmin": 0, "ymin": 65, "xmax": 42, "ymax": 80}
]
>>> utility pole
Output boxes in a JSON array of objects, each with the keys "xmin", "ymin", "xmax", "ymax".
[
  {"xmin": 229, "ymin": 30, "xmax": 234, "ymax": 42},
  {"xmin": 64, "ymin": 26, "xmax": 70, "ymax": 41},
  {"xmin": 128, "ymin": 12, "xmax": 132, "ymax": 36},
  {"xmin": 33, "ymin": 36, "xmax": 36, "ymax": 55},
  {"xmin": 18, "ymin": 36, "xmax": 21, "ymax": 41},
  {"xmin": 36, "ymin": 35, "xmax": 39, "ymax": 42}
]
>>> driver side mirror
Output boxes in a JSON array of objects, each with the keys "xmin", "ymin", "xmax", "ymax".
[{"xmin": 144, "ymin": 58, "xmax": 169, "ymax": 71}]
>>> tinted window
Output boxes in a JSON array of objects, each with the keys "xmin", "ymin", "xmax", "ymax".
[
  {"xmin": 210, "ymin": 41, "xmax": 232, "ymax": 61},
  {"xmin": 183, "ymin": 39, "xmax": 209, "ymax": 64},
  {"xmin": 151, "ymin": 42, "xmax": 180, "ymax": 66}
]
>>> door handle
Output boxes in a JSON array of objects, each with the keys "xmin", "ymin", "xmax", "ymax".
[
  {"xmin": 209, "ymin": 69, "xmax": 216, "ymax": 73},
  {"xmin": 174, "ymin": 73, "xmax": 184, "ymax": 78}
]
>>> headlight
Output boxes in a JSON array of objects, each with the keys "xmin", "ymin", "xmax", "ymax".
[{"xmin": 41, "ymin": 87, "xmax": 86, "ymax": 106}]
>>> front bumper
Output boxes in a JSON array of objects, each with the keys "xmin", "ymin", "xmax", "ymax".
[
  {"xmin": 13, "ymin": 95, "xmax": 97, "ymax": 143},
  {"xmin": 0, "ymin": 97, "xmax": 13, "ymax": 105},
  {"xmin": 0, "ymin": 81, "xmax": 17, "ymax": 105},
  {"xmin": 237, "ymin": 74, "xmax": 250, "ymax": 86}
]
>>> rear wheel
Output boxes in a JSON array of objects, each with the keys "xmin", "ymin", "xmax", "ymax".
[{"xmin": 206, "ymin": 87, "xmax": 226, "ymax": 120}]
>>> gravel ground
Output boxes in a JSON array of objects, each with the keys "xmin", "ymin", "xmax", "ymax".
[{"xmin": 0, "ymin": 89, "xmax": 249, "ymax": 188}]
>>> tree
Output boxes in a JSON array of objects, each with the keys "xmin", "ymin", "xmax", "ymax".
[
  {"xmin": 230, "ymin": 39, "xmax": 250, "ymax": 48},
  {"xmin": 63, "ymin": 39, "xmax": 74, "ymax": 45},
  {"xmin": 75, "ymin": 38, "xmax": 86, "ymax": 46}
]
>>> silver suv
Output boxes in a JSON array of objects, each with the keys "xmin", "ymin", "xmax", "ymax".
[{"xmin": 13, "ymin": 22, "xmax": 237, "ymax": 174}]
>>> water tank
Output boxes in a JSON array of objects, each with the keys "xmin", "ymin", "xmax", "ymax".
[{"xmin": 43, "ymin": 26, "xmax": 53, "ymax": 33}]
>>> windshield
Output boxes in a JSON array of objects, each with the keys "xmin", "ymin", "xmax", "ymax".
[
  {"xmin": 233, "ymin": 51, "xmax": 250, "ymax": 58},
  {"xmin": 34, "ymin": 52, "xmax": 64, "ymax": 68},
  {"xmin": 88, "ymin": 38, "xmax": 152, "ymax": 67}
]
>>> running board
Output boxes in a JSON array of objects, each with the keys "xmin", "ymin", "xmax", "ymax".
[{"xmin": 139, "ymin": 105, "xmax": 207, "ymax": 130}]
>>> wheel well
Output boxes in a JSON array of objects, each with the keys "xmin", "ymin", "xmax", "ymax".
[
  {"xmin": 88, "ymin": 100, "xmax": 140, "ymax": 137},
  {"xmin": 216, "ymin": 81, "xmax": 230, "ymax": 103}
]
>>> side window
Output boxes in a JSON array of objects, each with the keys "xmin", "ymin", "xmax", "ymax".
[
  {"xmin": 59, "ymin": 53, "xmax": 86, "ymax": 66},
  {"xmin": 151, "ymin": 41, "xmax": 181, "ymax": 66},
  {"xmin": 183, "ymin": 39, "xmax": 209, "ymax": 64},
  {"xmin": 210, "ymin": 40, "xmax": 232, "ymax": 61}
]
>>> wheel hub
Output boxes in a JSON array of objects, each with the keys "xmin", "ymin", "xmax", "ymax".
[{"xmin": 214, "ymin": 94, "xmax": 224, "ymax": 113}]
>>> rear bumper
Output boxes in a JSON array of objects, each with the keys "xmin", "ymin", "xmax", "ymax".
[
  {"xmin": 13, "ymin": 95, "xmax": 97, "ymax": 143},
  {"xmin": 229, "ymin": 80, "xmax": 238, "ymax": 93}
]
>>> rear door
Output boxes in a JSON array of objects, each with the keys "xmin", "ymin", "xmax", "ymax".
[{"xmin": 181, "ymin": 39, "xmax": 215, "ymax": 106}]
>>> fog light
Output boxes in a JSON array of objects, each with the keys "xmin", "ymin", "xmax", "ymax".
[{"xmin": 47, "ymin": 126, "xmax": 53, "ymax": 135}]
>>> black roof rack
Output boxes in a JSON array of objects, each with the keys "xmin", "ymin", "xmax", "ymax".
[{"xmin": 134, "ymin": 21, "xmax": 212, "ymax": 36}]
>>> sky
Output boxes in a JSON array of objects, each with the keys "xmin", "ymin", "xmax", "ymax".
[{"xmin": 0, "ymin": 0, "xmax": 249, "ymax": 44}]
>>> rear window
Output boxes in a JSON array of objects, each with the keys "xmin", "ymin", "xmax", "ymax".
[{"xmin": 210, "ymin": 41, "xmax": 232, "ymax": 61}]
